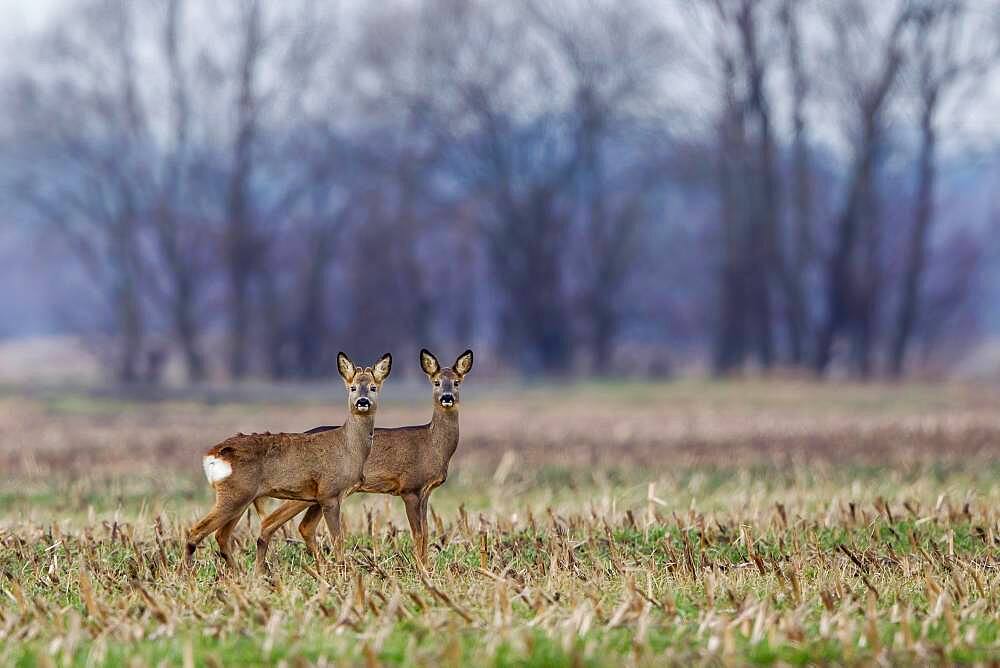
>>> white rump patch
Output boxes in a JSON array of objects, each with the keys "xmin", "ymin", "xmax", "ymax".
[{"xmin": 202, "ymin": 455, "xmax": 232, "ymax": 484}]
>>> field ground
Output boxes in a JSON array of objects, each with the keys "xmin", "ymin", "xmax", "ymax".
[{"xmin": 2, "ymin": 379, "xmax": 1000, "ymax": 665}]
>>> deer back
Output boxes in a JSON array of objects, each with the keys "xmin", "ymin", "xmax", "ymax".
[
  {"xmin": 361, "ymin": 411, "xmax": 459, "ymax": 495},
  {"xmin": 205, "ymin": 421, "xmax": 372, "ymax": 501}
]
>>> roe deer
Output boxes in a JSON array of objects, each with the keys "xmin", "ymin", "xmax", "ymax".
[
  {"xmin": 184, "ymin": 352, "xmax": 391, "ymax": 570},
  {"xmin": 257, "ymin": 349, "xmax": 473, "ymax": 566}
]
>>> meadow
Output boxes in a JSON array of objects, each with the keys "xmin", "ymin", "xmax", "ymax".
[{"xmin": 1, "ymin": 379, "xmax": 1000, "ymax": 666}]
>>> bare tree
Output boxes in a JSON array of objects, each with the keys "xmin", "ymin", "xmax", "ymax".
[
  {"xmin": 527, "ymin": 0, "xmax": 673, "ymax": 372},
  {"xmin": 151, "ymin": 0, "xmax": 208, "ymax": 382},
  {"xmin": 348, "ymin": 3, "xmax": 456, "ymax": 358},
  {"xmin": 814, "ymin": 1, "xmax": 914, "ymax": 376},
  {"xmin": 10, "ymin": 0, "xmax": 153, "ymax": 382},
  {"xmin": 181, "ymin": 0, "xmax": 340, "ymax": 380},
  {"xmin": 889, "ymin": 1, "xmax": 999, "ymax": 376},
  {"xmin": 703, "ymin": 0, "xmax": 785, "ymax": 373},
  {"xmin": 427, "ymin": 0, "xmax": 581, "ymax": 373},
  {"xmin": 6, "ymin": 0, "xmax": 995, "ymax": 381},
  {"xmin": 223, "ymin": 0, "xmax": 262, "ymax": 380}
]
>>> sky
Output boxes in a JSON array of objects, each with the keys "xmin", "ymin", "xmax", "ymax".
[
  {"xmin": 0, "ymin": 0, "xmax": 52, "ymax": 45},
  {"xmin": 4, "ymin": 0, "xmax": 1000, "ymax": 154}
]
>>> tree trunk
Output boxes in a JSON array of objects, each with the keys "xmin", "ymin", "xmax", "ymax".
[
  {"xmin": 712, "ymin": 52, "xmax": 749, "ymax": 376},
  {"xmin": 258, "ymin": 270, "xmax": 289, "ymax": 381},
  {"xmin": 115, "ymin": 277, "xmax": 144, "ymax": 384},
  {"xmin": 452, "ymin": 213, "xmax": 477, "ymax": 347},
  {"xmin": 160, "ymin": 0, "xmax": 205, "ymax": 383},
  {"xmin": 486, "ymin": 185, "xmax": 573, "ymax": 375},
  {"xmin": 851, "ymin": 171, "xmax": 882, "ymax": 379},
  {"xmin": 781, "ymin": 0, "xmax": 811, "ymax": 365},
  {"xmin": 738, "ymin": 0, "xmax": 779, "ymax": 370},
  {"xmin": 815, "ymin": 114, "xmax": 898, "ymax": 376},
  {"xmin": 533, "ymin": 313, "xmax": 572, "ymax": 374},
  {"xmin": 814, "ymin": 156, "xmax": 869, "ymax": 375},
  {"xmin": 113, "ymin": 208, "xmax": 144, "ymax": 384},
  {"xmin": 890, "ymin": 88, "xmax": 938, "ymax": 376},
  {"xmin": 295, "ymin": 226, "xmax": 335, "ymax": 377},
  {"xmin": 227, "ymin": 252, "xmax": 252, "ymax": 379},
  {"xmin": 226, "ymin": 0, "xmax": 260, "ymax": 380},
  {"xmin": 174, "ymin": 274, "xmax": 206, "ymax": 382},
  {"xmin": 591, "ymin": 305, "xmax": 616, "ymax": 375}
]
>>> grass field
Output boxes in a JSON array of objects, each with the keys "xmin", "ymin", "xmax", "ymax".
[{"xmin": 1, "ymin": 379, "xmax": 1000, "ymax": 666}]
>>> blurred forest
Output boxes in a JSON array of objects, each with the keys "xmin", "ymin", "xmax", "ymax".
[{"xmin": 3, "ymin": 0, "xmax": 1000, "ymax": 382}]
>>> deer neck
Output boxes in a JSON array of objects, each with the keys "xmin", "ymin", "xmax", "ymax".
[
  {"xmin": 343, "ymin": 411, "xmax": 375, "ymax": 456},
  {"xmin": 429, "ymin": 406, "xmax": 459, "ymax": 460}
]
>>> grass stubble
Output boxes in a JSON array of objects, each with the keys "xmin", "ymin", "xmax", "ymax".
[{"xmin": 1, "ymin": 380, "xmax": 999, "ymax": 666}]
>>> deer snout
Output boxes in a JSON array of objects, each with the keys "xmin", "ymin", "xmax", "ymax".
[
  {"xmin": 355, "ymin": 396, "xmax": 371, "ymax": 411},
  {"xmin": 440, "ymin": 393, "xmax": 455, "ymax": 407}
]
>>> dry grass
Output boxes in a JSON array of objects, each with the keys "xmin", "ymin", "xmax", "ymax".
[{"xmin": 1, "ymin": 380, "xmax": 1000, "ymax": 665}]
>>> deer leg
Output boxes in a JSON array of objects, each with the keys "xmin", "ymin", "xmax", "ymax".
[
  {"xmin": 254, "ymin": 499, "xmax": 312, "ymax": 574},
  {"xmin": 402, "ymin": 493, "xmax": 423, "ymax": 564},
  {"xmin": 215, "ymin": 516, "xmax": 242, "ymax": 570},
  {"xmin": 254, "ymin": 497, "xmax": 291, "ymax": 539},
  {"xmin": 418, "ymin": 492, "xmax": 432, "ymax": 563},
  {"xmin": 185, "ymin": 494, "xmax": 254, "ymax": 567},
  {"xmin": 298, "ymin": 504, "xmax": 325, "ymax": 567},
  {"xmin": 321, "ymin": 497, "xmax": 344, "ymax": 564},
  {"xmin": 252, "ymin": 497, "xmax": 268, "ymax": 525}
]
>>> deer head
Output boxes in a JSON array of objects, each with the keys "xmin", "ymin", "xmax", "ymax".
[
  {"xmin": 338, "ymin": 351, "xmax": 392, "ymax": 415},
  {"xmin": 420, "ymin": 349, "xmax": 473, "ymax": 410}
]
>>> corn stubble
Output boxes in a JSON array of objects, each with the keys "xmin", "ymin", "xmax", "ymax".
[
  {"xmin": 2, "ymin": 480, "xmax": 998, "ymax": 666},
  {"xmin": 1, "ymin": 384, "xmax": 999, "ymax": 665}
]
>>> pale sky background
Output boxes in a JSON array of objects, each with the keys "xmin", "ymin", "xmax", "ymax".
[
  {"xmin": 3, "ymin": 0, "xmax": 1000, "ymax": 157},
  {"xmin": 0, "ymin": 0, "xmax": 53, "ymax": 44}
]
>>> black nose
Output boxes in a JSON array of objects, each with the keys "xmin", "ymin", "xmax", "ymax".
[
  {"xmin": 440, "ymin": 394, "xmax": 455, "ymax": 406},
  {"xmin": 355, "ymin": 397, "xmax": 371, "ymax": 409}
]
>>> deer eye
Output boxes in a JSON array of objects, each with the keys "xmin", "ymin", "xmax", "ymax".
[
  {"xmin": 370, "ymin": 385, "xmax": 377, "ymax": 392},
  {"xmin": 434, "ymin": 380, "xmax": 441, "ymax": 387},
  {"xmin": 350, "ymin": 386, "xmax": 357, "ymax": 392},
  {"xmin": 454, "ymin": 381, "xmax": 460, "ymax": 387}
]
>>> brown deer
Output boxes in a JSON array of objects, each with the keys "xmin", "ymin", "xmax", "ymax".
[
  {"xmin": 256, "ymin": 349, "xmax": 473, "ymax": 567},
  {"xmin": 184, "ymin": 352, "xmax": 391, "ymax": 570}
]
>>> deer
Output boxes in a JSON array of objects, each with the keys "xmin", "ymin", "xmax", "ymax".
[
  {"xmin": 184, "ymin": 352, "xmax": 391, "ymax": 570},
  {"xmin": 255, "ymin": 348, "xmax": 473, "ymax": 568}
]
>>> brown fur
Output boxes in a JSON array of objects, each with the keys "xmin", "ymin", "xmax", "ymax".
[
  {"xmin": 183, "ymin": 352, "xmax": 391, "ymax": 571},
  {"xmin": 259, "ymin": 349, "xmax": 473, "ymax": 565}
]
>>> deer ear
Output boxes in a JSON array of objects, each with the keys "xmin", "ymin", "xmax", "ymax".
[
  {"xmin": 337, "ymin": 352, "xmax": 356, "ymax": 383},
  {"xmin": 454, "ymin": 349, "xmax": 474, "ymax": 376},
  {"xmin": 372, "ymin": 353, "xmax": 392, "ymax": 382},
  {"xmin": 420, "ymin": 349, "xmax": 440, "ymax": 376}
]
